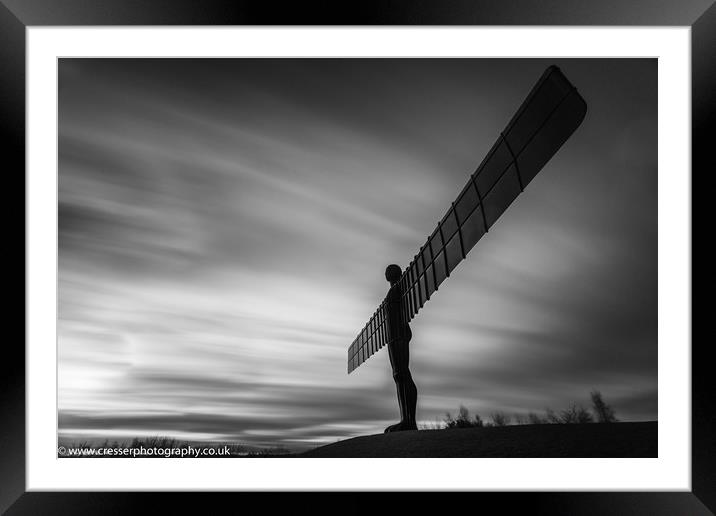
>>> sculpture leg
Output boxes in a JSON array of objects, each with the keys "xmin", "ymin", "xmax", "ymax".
[
  {"xmin": 385, "ymin": 331, "xmax": 417, "ymax": 433},
  {"xmin": 385, "ymin": 370, "xmax": 417, "ymax": 432},
  {"xmin": 384, "ymin": 368, "xmax": 406, "ymax": 433},
  {"xmin": 403, "ymin": 370, "xmax": 418, "ymax": 429},
  {"xmin": 395, "ymin": 378, "xmax": 406, "ymax": 422}
]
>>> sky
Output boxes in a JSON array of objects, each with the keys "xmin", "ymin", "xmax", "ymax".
[{"xmin": 58, "ymin": 58, "xmax": 657, "ymax": 451}]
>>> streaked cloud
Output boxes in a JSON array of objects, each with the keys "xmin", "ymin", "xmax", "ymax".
[{"xmin": 58, "ymin": 58, "xmax": 657, "ymax": 450}]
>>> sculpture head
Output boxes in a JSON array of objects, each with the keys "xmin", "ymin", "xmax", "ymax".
[{"xmin": 385, "ymin": 264, "xmax": 402, "ymax": 285}]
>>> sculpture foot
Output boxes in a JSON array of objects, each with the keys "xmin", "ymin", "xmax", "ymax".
[
  {"xmin": 384, "ymin": 421, "xmax": 418, "ymax": 433},
  {"xmin": 384, "ymin": 422, "xmax": 402, "ymax": 433}
]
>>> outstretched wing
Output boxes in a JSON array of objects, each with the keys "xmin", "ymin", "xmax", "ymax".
[
  {"xmin": 347, "ymin": 299, "xmax": 387, "ymax": 373},
  {"xmin": 347, "ymin": 65, "xmax": 587, "ymax": 374}
]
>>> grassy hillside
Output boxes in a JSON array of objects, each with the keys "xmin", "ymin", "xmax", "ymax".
[{"xmin": 301, "ymin": 421, "xmax": 657, "ymax": 458}]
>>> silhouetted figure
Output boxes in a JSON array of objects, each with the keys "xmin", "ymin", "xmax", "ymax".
[
  {"xmin": 347, "ymin": 68, "xmax": 587, "ymax": 436},
  {"xmin": 384, "ymin": 264, "xmax": 418, "ymax": 433}
]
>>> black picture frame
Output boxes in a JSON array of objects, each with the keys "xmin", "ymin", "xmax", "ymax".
[{"xmin": 4, "ymin": 1, "xmax": 710, "ymax": 514}]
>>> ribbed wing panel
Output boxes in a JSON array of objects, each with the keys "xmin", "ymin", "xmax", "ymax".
[
  {"xmin": 348, "ymin": 66, "xmax": 587, "ymax": 374},
  {"xmin": 347, "ymin": 301, "xmax": 388, "ymax": 373}
]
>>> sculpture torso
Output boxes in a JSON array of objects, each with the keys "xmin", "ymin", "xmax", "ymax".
[{"xmin": 386, "ymin": 283, "xmax": 411, "ymax": 343}]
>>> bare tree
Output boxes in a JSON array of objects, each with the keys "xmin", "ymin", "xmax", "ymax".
[
  {"xmin": 490, "ymin": 412, "xmax": 511, "ymax": 427},
  {"xmin": 560, "ymin": 404, "xmax": 594, "ymax": 424},
  {"xmin": 545, "ymin": 408, "xmax": 562, "ymax": 424},
  {"xmin": 456, "ymin": 405, "xmax": 471, "ymax": 428},
  {"xmin": 444, "ymin": 405, "xmax": 483, "ymax": 428},
  {"xmin": 590, "ymin": 390, "xmax": 618, "ymax": 423},
  {"xmin": 576, "ymin": 406, "xmax": 594, "ymax": 423},
  {"xmin": 444, "ymin": 411, "xmax": 457, "ymax": 428}
]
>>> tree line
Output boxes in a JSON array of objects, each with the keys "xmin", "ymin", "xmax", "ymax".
[{"xmin": 439, "ymin": 390, "xmax": 618, "ymax": 429}]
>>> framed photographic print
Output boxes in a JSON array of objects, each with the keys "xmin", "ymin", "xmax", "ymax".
[{"xmin": 5, "ymin": 1, "xmax": 711, "ymax": 514}]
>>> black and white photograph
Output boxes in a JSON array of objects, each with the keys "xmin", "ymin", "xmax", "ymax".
[
  {"xmin": 56, "ymin": 57, "xmax": 658, "ymax": 459},
  {"xmin": 2, "ymin": 0, "xmax": 708, "ymax": 511}
]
